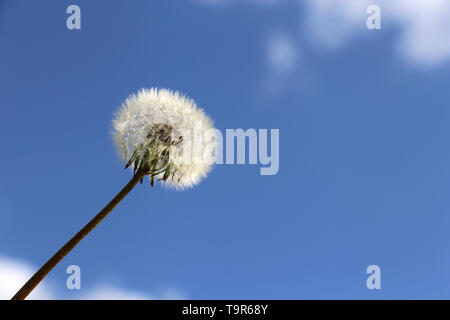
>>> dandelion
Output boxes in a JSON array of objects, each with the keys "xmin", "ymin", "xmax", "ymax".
[
  {"xmin": 12, "ymin": 88, "xmax": 217, "ymax": 300},
  {"xmin": 113, "ymin": 88, "xmax": 216, "ymax": 189}
]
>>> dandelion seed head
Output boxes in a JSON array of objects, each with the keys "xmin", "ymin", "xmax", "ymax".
[{"xmin": 112, "ymin": 88, "xmax": 217, "ymax": 190}]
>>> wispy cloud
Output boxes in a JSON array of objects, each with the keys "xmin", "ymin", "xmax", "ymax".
[
  {"xmin": 302, "ymin": 0, "xmax": 368, "ymax": 50},
  {"xmin": 0, "ymin": 254, "xmax": 186, "ymax": 300},
  {"xmin": 303, "ymin": 0, "xmax": 450, "ymax": 67},
  {"xmin": 198, "ymin": 0, "xmax": 450, "ymax": 68},
  {"xmin": 258, "ymin": 31, "xmax": 317, "ymax": 99},
  {"xmin": 0, "ymin": 255, "xmax": 52, "ymax": 300},
  {"xmin": 82, "ymin": 285, "xmax": 152, "ymax": 300},
  {"xmin": 267, "ymin": 32, "xmax": 299, "ymax": 76},
  {"xmin": 82, "ymin": 285, "xmax": 186, "ymax": 300}
]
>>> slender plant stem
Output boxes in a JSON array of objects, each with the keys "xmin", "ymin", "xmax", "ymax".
[{"xmin": 11, "ymin": 170, "xmax": 146, "ymax": 300}]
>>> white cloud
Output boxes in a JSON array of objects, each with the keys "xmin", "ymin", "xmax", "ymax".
[
  {"xmin": 388, "ymin": 0, "xmax": 450, "ymax": 66},
  {"xmin": 0, "ymin": 255, "xmax": 53, "ymax": 300},
  {"xmin": 303, "ymin": 0, "xmax": 368, "ymax": 50},
  {"xmin": 82, "ymin": 285, "xmax": 186, "ymax": 300},
  {"xmin": 199, "ymin": 0, "xmax": 450, "ymax": 68},
  {"xmin": 303, "ymin": 0, "xmax": 450, "ymax": 67},
  {"xmin": 0, "ymin": 254, "xmax": 186, "ymax": 300},
  {"xmin": 82, "ymin": 285, "xmax": 153, "ymax": 300}
]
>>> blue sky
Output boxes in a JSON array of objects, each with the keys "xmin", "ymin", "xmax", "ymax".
[{"xmin": 1, "ymin": 0, "xmax": 450, "ymax": 299}]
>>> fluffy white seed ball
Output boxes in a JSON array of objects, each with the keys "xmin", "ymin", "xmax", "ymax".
[{"xmin": 112, "ymin": 88, "xmax": 217, "ymax": 190}]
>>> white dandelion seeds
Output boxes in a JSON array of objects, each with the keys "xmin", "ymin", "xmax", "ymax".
[
  {"xmin": 12, "ymin": 88, "xmax": 217, "ymax": 300},
  {"xmin": 112, "ymin": 88, "xmax": 217, "ymax": 189}
]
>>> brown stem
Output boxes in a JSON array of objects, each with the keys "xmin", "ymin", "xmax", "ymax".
[{"xmin": 11, "ymin": 170, "xmax": 146, "ymax": 300}]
